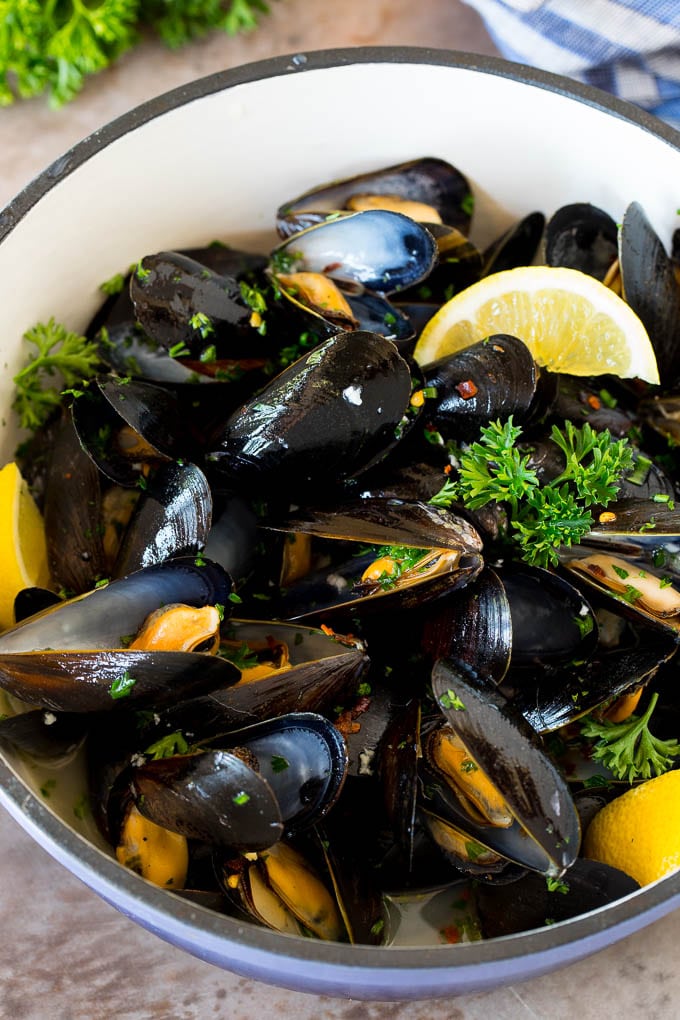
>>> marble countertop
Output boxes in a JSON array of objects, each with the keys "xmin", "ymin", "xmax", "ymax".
[{"xmin": 2, "ymin": 2, "xmax": 680, "ymax": 1017}]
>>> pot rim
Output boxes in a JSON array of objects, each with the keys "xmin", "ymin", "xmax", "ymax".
[{"xmin": 2, "ymin": 46, "xmax": 680, "ymax": 995}]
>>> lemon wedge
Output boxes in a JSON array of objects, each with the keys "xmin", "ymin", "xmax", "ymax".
[
  {"xmin": 413, "ymin": 265, "xmax": 660, "ymax": 384},
  {"xmin": 584, "ymin": 770, "xmax": 680, "ymax": 886},
  {"xmin": 0, "ymin": 462, "xmax": 51, "ymax": 631}
]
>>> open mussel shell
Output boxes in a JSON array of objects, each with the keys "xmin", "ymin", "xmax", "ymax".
[
  {"xmin": 267, "ymin": 496, "xmax": 483, "ymax": 553},
  {"xmin": 268, "ymin": 497, "xmax": 483, "ymax": 620},
  {"xmin": 475, "ymin": 858, "xmax": 639, "ymax": 939},
  {"xmin": 0, "ymin": 647, "xmax": 238, "ymax": 713},
  {"xmin": 72, "ymin": 376, "xmax": 192, "ymax": 486},
  {"xmin": 501, "ymin": 563, "xmax": 598, "ymax": 668},
  {"xmin": 581, "ymin": 497, "xmax": 680, "ymax": 570},
  {"xmin": 156, "ymin": 619, "xmax": 369, "ymax": 735},
  {"xmin": 564, "ymin": 546, "xmax": 680, "ymax": 633},
  {"xmin": 220, "ymin": 838, "xmax": 347, "ymax": 941},
  {"xmin": 201, "ymin": 712, "xmax": 348, "ymax": 833},
  {"xmin": 131, "ymin": 749, "xmax": 284, "ymax": 851},
  {"xmin": 418, "ymin": 804, "xmax": 516, "ymax": 877},
  {"xmin": 431, "ymin": 659, "xmax": 581, "ymax": 876},
  {"xmin": 207, "ymin": 331, "xmax": 413, "ymax": 492},
  {"xmin": 544, "ymin": 203, "xmax": 618, "ymax": 281},
  {"xmin": 271, "ymin": 210, "xmax": 437, "ymax": 294},
  {"xmin": 506, "ymin": 621, "xmax": 678, "ymax": 733},
  {"xmin": 112, "ymin": 461, "xmax": 212, "ymax": 577},
  {"xmin": 482, "ymin": 211, "xmax": 545, "ymax": 276},
  {"xmin": 0, "ymin": 559, "xmax": 231, "ymax": 652},
  {"xmin": 619, "ymin": 201, "xmax": 680, "ymax": 386},
  {"xmin": 421, "ymin": 334, "xmax": 546, "ymax": 441},
  {"xmin": 0, "ymin": 560, "xmax": 238, "ymax": 712},
  {"xmin": 276, "ymin": 157, "xmax": 474, "ymax": 236},
  {"xmin": 43, "ymin": 408, "xmax": 107, "ymax": 594}
]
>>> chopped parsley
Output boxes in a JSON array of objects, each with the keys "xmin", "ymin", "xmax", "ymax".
[{"xmin": 109, "ymin": 670, "xmax": 137, "ymax": 699}]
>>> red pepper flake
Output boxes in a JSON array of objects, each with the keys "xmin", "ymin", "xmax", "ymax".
[
  {"xmin": 440, "ymin": 925, "xmax": 461, "ymax": 944},
  {"xmin": 455, "ymin": 379, "xmax": 478, "ymax": 400},
  {"xmin": 322, "ymin": 262, "xmax": 342, "ymax": 273},
  {"xmin": 587, "ymin": 395, "xmax": 602, "ymax": 410},
  {"xmin": 444, "ymin": 464, "xmax": 452, "ymax": 475},
  {"xmin": 587, "ymin": 563, "xmax": 607, "ymax": 578}
]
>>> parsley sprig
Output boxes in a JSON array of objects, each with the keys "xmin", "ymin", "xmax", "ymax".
[
  {"xmin": 580, "ymin": 692, "xmax": 680, "ymax": 783},
  {"xmin": 432, "ymin": 417, "xmax": 632, "ymax": 568},
  {"xmin": 0, "ymin": 1, "xmax": 272, "ymax": 108},
  {"xmin": 13, "ymin": 318, "xmax": 101, "ymax": 430}
]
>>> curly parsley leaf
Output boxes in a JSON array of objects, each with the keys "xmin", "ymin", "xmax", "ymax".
[
  {"xmin": 0, "ymin": 1, "xmax": 272, "ymax": 108},
  {"xmin": 13, "ymin": 318, "xmax": 101, "ymax": 430},
  {"xmin": 429, "ymin": 416, "xmax": 632, "ymax": 569},
  {"xmin": 580, "ymin": 692, "xmax": 680, "ymax": 783}
]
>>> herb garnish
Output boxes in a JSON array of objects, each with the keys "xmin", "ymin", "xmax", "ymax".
[
  {"xmin": 144, "ymin": 731, "xmax": 189, "ymax": 760},
  {"xmin": 580, "ymin": 692, "xmax": 680, "ymax": 782},
  {"xmin": 429, "ymin": 417, "xmax": 633, "ymax": 568},
  {"xmin": 109, "ymin": 670, "xmax": 137, "ymax": 700},
  {"xmin": 13, "ymin": 319, "xmax": 101, "ymax": 430}
]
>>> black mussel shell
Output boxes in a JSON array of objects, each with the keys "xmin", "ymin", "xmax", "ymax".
[
  {"xmin": 378, "ymin": 699, "xmax": 421, "ymax": 867},
  {"xmin": 43, "ymin": 408, "xmax": 107, "ymax": 594},
  {"xmin": 545, "ymin": 203, "xmax": 618, "ymax": 281},
  {"xmin": 475, "ymin": 858, "xmax": 639, "ymax": 938},
  {"xmin": 347, "ymin": 292, "xmax": 414, "ymax": 346},
  {"xmin": 277, "ymin": 157, "xmax": 474, "ymax": 236},
  {"xmin": 431, "ymin": 659, "xmax": 581, "ymax": 875},
  {"xmin": 129, "ymin": 252, "xmax": 255, "ymax": 358},
  {"xmin": 620, "ymin": 201, "xmax": 680, "ymax": 386},
  {"xmin": 207, "ymin": 331, "xmax": 413, "ymax": 492},
  {"xmin": 266, "ymin": 496, "xmax": 483, "ymax": 553},
  {"xmin": 422, "ymin": 568, "xmax": 512, "ymax": 684},
  {"xmin": 0, "ymin": 708, "xmax": 89, "ymax": 759},
  {"xmin": 0, "ymin": 648, "xmax": 238, "ymax": 714},
  {"xmin": 507, "ymin": 624, "xmax": 677, "ymax": 732},
  {"xmin": 501, "ymin": 563, "xmax": 598, "ymax": 668},
  {"xmin": 131, "ymin": 749, "xmax": 284, "ymax": 851},
  {"xmin": 271, "ymin": 211, "xmax": 437, "ymax": 295},
  {"xmin": 482, "ymin": 212, "xmax": 545, "ymax": 276},
  {"xmin": 113, "ymin": 462, "xmax": 212, "ymax": 577},
  {"xmin": 422, "ymin": 334, "xmax": 544, "ymax": 441},
  {"xmin": 0, "ymin": 559, "xmax": 231, "ymax": 653},
  {"xmin": 202, "ymin": 712, "xmax": 348, "ymax": 833}
]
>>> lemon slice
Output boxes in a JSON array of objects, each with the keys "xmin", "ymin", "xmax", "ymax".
[
  {"xmin": 584, "ymin": 770, "xmax": 680, "ymax": 886},
  {"xmin": 0, "ymin": 462, "xmax": 51, "ymax": 631},
  {"xmin": 413, "ymin": 265, "xmax": 660, "ymax": 384}
]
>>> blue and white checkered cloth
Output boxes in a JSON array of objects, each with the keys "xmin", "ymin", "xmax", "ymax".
[{"xmin": 461, "ymin": 0, "xmax": 680, "ymax": 129}]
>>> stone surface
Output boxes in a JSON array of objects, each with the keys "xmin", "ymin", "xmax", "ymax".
[{"xmin": 2, "ymin": 2, "xmax": 680, "ymax": 1017}]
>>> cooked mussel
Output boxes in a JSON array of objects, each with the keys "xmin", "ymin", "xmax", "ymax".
[
  {"xmin": 207, "ymin": 331, "xmax": 413, "ymax": 492},
  {"xmin": 267, "ymin": 497, "xmax": 483, "ymax": 620},
  {"xmin": 271, "ymin": 210, "xmax": 437, "ymax": 295},
  {"xmin": 0, "ymin": 560, "xmax": 239, "ymax": 712},
  {"xmin": 421, "ymin": 334, "xmax": 550, "ymax": 441},
  {"xmin": 276, "ymin": 157, "xmax": 474, "ymax": 237},
  {"xmin": 429, "ymin": 658, "xmax": 581, "ymax": 876}
]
